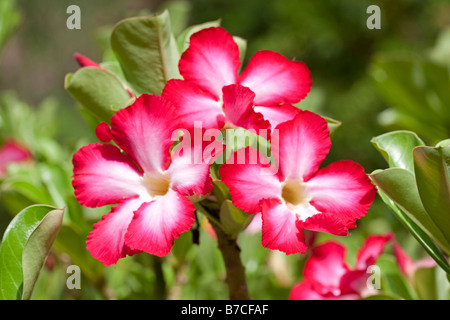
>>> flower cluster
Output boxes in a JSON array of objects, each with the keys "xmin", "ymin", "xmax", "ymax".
[
  {"xmin": 289, "ymin": 233, "xmax": 393, "ymax": 300},
  {"xmin": 72, "ymin": 27, "xmax": 376, "ymax": 266}
]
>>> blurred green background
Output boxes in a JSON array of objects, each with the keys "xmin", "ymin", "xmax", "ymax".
[{"xmin": 1, "ymin": 0, "xmax": 449, "ymax": 300}]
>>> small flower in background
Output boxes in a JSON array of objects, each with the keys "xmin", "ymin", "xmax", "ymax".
[
  {"xmin": 393, "ymin": 242, "xmax": 436, "ymax": 282},
  {"xmin": 74, "ymin": 52, "xmax": 103, "ymax": 69},
  {"xmin": 163, "ymin": 27, "xmax": 311, "ymax": 133},
  {"xmin": 0, "ymin": 139, "xmax": 32, "ymax": 176},
  {"xmin": 72, "ymin": 94, "xmax": 216, "ymax": 266},
  {"xmin": 220, "ymin": 110, "xmax": 377, "ymax": 254},
  {"xmin": 289, "ymin": 233, "xmax": 393, "ymax": 300}
]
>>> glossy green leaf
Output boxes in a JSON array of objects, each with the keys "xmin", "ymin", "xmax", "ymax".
[
  {"xmin": 65, "ymin": 67, "xmax": 132, "ymax": 122},
  {"xmin": 111, "ymin": 11, "xmax": 180, "ymax": 95},
  {"xmin": 413, "ymin": 145, "xmax": 450, "ymax": 244},
  {"xmin": 371, "ymin": 130, "xmax": 425, "ymax": 172},
  {"xmin": 0, "ymin": 205, "xmax": 64, "ymax": 300},
  {"xmin": 436, "ymin": 139, "xmax": 450, "ymax": 148},
  {"xmin": 370, "ymin": 168, "xmax": 450, "ymax": 256},
  {"xmin": 375, "ymin": 187, "xmax": 450, "ymax": 275},
  {"xmin": 21, "ymin": 208, "xmax": 64, "ymax": 299}
]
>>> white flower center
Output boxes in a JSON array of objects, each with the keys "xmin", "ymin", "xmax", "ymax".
[
  {"xmin": 281, "ymin": 178, "xmax": 319, "ymax": 221},
  {"xmin": 142, "ymin": 172, "xmax": 170, "ymax": 198}
]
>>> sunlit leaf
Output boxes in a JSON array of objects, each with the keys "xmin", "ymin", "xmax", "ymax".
[
  {"xmin": 65, "ymin": 67, "xmax": 132, "ymax": 122},
  {"xmin": 370, "ymin": 168, "xmax": 450, "ymax": 256},
  {"xmin": 111, "ymin": 10, "xmax": 180, "ymax": 95},
  {"xmin": 0, "ymin": 205, "xmax": 64, "ymax": 300},
  {"xmin": 413, "ymin": 145, "xmax": 450, "ymax": 244},
  {"xmin": 371, "ymin": 130, "xmax": 425, "ymax": 172}
]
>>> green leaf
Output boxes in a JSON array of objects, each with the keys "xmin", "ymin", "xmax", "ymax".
[
  {"xmin": 371, "ymin": 130, "xmax": 425, "ymax": 172},
  {"xmin": 0, "ymin": 205, "xmax": 64, "ymax": 300},
  {"xmin": 436, "ymin": 139, "xmax": 450, "ymax": 148},
  {"xmin": 323, "ymin": 116, "xmax": 342, "ymax": 137},
  {"xmin": 375, "ymin": 187, "xmax": 450, "ymax": 275},
  {"xmin": 21, "ymin": 208, "xmax": 64, "ymax": 299},
  {"xmin": 370, "ymin": 168, "xmax": 450, "ymax": 256},
  {"xmin": 233, "ymin": 36, "xmax": 247, "ymax": 70},
  {"xmin": 111, "ymin": 10, "xmax": 180, "ymax": 95},
  {"xmin": 177, "ymin": 19, "xmax": 221, "ymax": 53},
  {"xmin": 65, "ymin": 67, "xmax": 132, "ymax": 123},
  {"xmin": 219, "ymin": 200, "xmax": 253, "ymax": 239},
  {"xmin": 413, "ymin": 145, "xmax": 450, "ymax": 244}
]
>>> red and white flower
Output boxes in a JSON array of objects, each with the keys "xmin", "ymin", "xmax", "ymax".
[
  {"xmin": 72, "ymin": 94, "xmax": 213, "ymax": 266},
  {"xmin": 220, "ymin": 110, "xmax": 377, "ymax": 254},
  {"xmin": 0, "ymin": 139, "xmax": 31, "ymax": 176},
  {"xmin": 289, "ymin": 233, "xmax": 393, "ymax": 300},
  {"xmin": 162, "ymin": 27, "xmax": 311, "ymax": 133}
]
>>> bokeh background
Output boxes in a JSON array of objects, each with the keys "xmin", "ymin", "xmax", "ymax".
[{"xmin": 1, "ymin": 0, "xmax": 449, "ymax": 299}]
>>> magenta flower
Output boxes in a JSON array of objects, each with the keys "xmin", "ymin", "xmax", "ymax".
[
  {"xmin": 0, "ymin": 139, "xmax": 31, "ymax": 176},
  {"xmin": 393, "ymin": 242, "xmax": 436, "ymax": 281},
  {"xmin": 289, "ymin": 233, "xmax": 393, "ymax": 300},
  {"xmin": 72, "ymin": 94, "xmax": 213, "ymax": 265},
  {"xmin": 162, "ymin": 27, "xmax": 311, "ymax": 132},
  {"xmin": 219, "ymin": 111, "xmax": 377, "ymax": 254}
]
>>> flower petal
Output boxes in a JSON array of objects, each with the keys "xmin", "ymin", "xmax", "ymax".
[
  {"xmin": 298, "ymin": 213, "xmax": 349, "ymax": 236},
  {"xmin": 86, "ymin": 197, "xmax": 143, "ymax": 266},
  {"xmin": 355, "ymin": 233, "xmax": 393, "ymax": 269},
  {"xmin": 289, "ymin": 282, "xmax": 327, "ymax": 300},
  {"xmin": 168, "ymin": 138, "xmax": 213, "ymax": 196},
  {"xmin": 254, "ymin": 104, "xmax": 301, "ymax": 132},
  {"xmin": 162, "ymin": 79, "xmax": 225, "ymax": 130},
  {"xmin": 124, "ymin": 189, "xmax": 196, "ymax": 257},
  {"xmin": 222, "ymin": 84, "xmax": 270, "ymax": 132},
  {"xmin": 95, "ymin": 122, "xmax": 112, "ymax": 143},
  {"xmin": 219, "ymin": 147, "xmax": 281, "ymax": 214},
  {"xmin": 240, "ymin": 50, "xmax": 311, "ymax": 105},
  {"xmin": 302, "ymin": 241, "xmax": 350, "ymax": 293},
  {"xmin": 74, "ymin": 52, "xmax": 102, "ymax": 68},
  {"xmin": 72, "ymin": 143, "xmax": 145, "ymax": 207},
  {"xmin": 260, "ymin": 198, "xmax": 307, "ymax": 254},
  {"xmin": 272, "ymin": 111, "xmax": 331, "ymax": 181},
  {"xmin": 179, "ymin": 27, "xmax": 240, "ymax": 98},
  {"xmin": 0, "ymin": 139, "xmax": 31, "ymax": 175},
  {"xmin": 307, "ymin": 160, "xmax": 377, "ymax": 229},
  {"xmin": 110, "ymin": 94, "xmax": 179, "ymax": 174}
]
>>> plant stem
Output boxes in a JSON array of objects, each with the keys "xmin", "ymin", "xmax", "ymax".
[{"xmin": 208, "ymin": 217, "xmax": 251, "ymax": 300}]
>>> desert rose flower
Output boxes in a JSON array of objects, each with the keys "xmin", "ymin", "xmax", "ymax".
[
  {"xmin": 393, "ymin": 242, "xmax": 436, "ymax": 282},
  {"xmin": 72, "ymin": 94, "xmax": 213, "ymax": 266},
  {"xmin": 0, "ymin": 139, "xmax": 31, "ymax": 176},
  {"xmin": 162, "ymin": 27, "xmax": 311, "ymax": 133},
  {"xmin": 289, "ymin": 233, "xmax": 393, "ymax": 300},
  {"xmin": 220, "ymin": 110, "xmax": 377, "ymax": 254}
]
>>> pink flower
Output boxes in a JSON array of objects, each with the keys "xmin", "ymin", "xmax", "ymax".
[
  {"xmin": 219, "ymin": 111, "xmax": 377, "ymax": 254},
  {"xmin": 74, "ymin": 52, "xmax": 103, "ymax": 69},
  {"xmin": 289, "ymin": 233, "xmax": 393, "ymax": 300},
  {"xmin": 72, "ymin": 94, "xmax": 214, "ymax": 266},
  {"xmin": 162, "ymin": 27, "xmax": 311, "ymax": 133},
  {"xmin": 393, "ymin": 242, "xmax": 436, "ymax": 281},
  {"xmin": 0, "ymin": 139, "xmax": 31, "ymax": 176}
]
